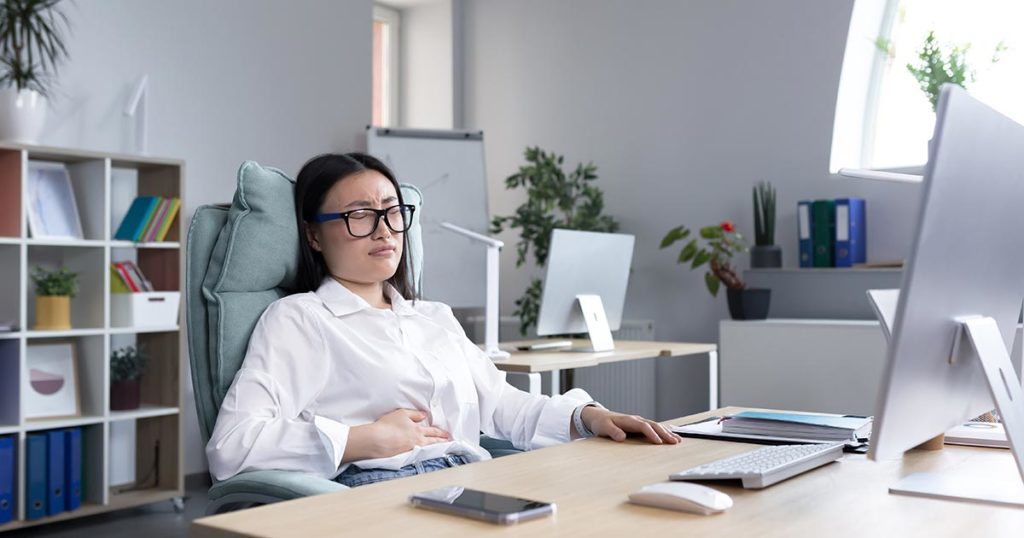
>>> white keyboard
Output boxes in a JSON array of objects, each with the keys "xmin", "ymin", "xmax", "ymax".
[{"xmin": 670, "ymin": 443, "xmax": 845, "ymax": 489}]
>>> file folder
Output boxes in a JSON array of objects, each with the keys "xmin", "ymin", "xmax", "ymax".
[
  {"xmin": 0, "ymin": 436, "xmax": 12, "ymax": 524},
  {"xmin": 64, "ymin": 429, "xmax": 81, "ymax": 511},
  {"xmin": 834, "ymin": 198, "xmax": 866, "ymax": 267},
  {"xmin": 46, "ymin": 430, "xmax": 65, "ymax": 516},
  {"xmin": 26, "ymin": 434, "xmax": 46, "ymax": 520},
  {"xmin": 811, "ymin": 200, "xmax": 835, "ymax": 267},
  {"xmin": 797, "ymin": 201, "xmax": 812, "ymax": 268}
]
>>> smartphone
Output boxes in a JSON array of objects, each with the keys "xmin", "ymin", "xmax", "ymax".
[{"xmin": 409, "ymin": 486, "xmax": 555, "ymax": 525}]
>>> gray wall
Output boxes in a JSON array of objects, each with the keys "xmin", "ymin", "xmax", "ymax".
[
  {"xmin": 461, "ymin": 0, "xmax": 923, "ymax": 419},
  {"xmin": 48, "ymin": 0, "xmax": 372, "ymax": 474},
  {"xmin": 399, "ymin": 0, "xmax": 454, "ymax": 128}
]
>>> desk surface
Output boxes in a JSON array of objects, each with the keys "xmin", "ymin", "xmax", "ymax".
[
  {"xmin": 493, "ymin": 340, "xmax": 716, "ymax": 373},
  {"xmin": 192, "ymin": 407, "xmax": 1024, "ymax": 538}
]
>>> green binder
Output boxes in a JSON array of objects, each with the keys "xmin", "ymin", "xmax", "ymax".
[{"xmin": 811, "ymin": 200, "xmax": 835, "ymax": 267}]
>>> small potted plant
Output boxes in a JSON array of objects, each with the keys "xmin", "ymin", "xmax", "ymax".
[
  {"xmin": 750, "ymin": 181, "xmax": 781, "ymax": 268},
  {"xmin": 31, "ymin": 265, "xmax": 77, "ymax": 330},
  {"xmin": 110, "ymin": 344, "xmax": 147, "ymax": 410},
  {"xmin": 660, "ymin": 221, "xmax": 771, "ymax": 320},
  {"xmin": 0, "ymin": 0, "xmax": 71, "ymax": 143}
]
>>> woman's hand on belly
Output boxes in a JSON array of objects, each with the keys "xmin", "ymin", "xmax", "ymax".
[{"xmin": 343, "ymin": 409, "xmax": 451, "ymax": 463}]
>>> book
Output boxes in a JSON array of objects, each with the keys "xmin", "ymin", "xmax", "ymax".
[
  {"xmin": 834, "ymin": 198, "xmax": 866, "ymax": 267},
  {"xmin": 132, "ymin": 197, "xmax": 162, "ymax": 242},
  {"xmin": 155, "ymin": 197, "xmax": 181, "ymax": 241},
  {"xmin": 721, "ymin": 411, "xmax": 872, "ymax": 443},
  {"xmin": 797, "ymin": 201, "xmax": 812, "ymax": 268},
  {"xmin": 141, "ymin": 198, "xmax": 170, "ymax": 243},
  {"xmin": 113, "ymin": 196, "xmax": 158, "ymax": 241},
  {"xmin": 811, "ymin": 200, "xmax": 835, "ymax": 267},
  {"xmin": 113, "ymin": 262, "xmax": 140, "ymax": 292},
  {"xmin": 123, "ymin": 261, "xmax": 153, "ymax": 292}
]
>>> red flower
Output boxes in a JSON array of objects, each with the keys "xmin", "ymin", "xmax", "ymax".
[{"xmin": 720, "ymin": 221, "xmax": 735, "ymax": 233}]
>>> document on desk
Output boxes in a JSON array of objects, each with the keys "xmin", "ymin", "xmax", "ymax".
[{"xmin": 672, "ymin": 417, "xmax": 861, "ymax": 446}]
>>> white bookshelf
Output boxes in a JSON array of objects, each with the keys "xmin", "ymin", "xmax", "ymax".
[{"xmin": 0, "ymin": 143, "xmax": 185, "ymax": 531}]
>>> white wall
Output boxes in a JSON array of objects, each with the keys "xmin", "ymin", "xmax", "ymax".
[
  {"xmin": 461, "ymin": 0, "xmax": 923, "ymax": 419},
  {"xmin": 48, "ymin": 0, "xmax": 372, "ymax": 474},
  {"xmin": 399, "ymin": 0, "xmax": 454, "ymax": 128}
]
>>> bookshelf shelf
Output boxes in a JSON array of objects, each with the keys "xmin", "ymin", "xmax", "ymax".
[{"xmin": 0, "ymin": 142, "xmax": 184, "ymax": 531}]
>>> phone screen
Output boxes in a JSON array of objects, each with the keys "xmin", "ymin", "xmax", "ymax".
[{"xmin": 410, "ymin": 486, "xmax": 553, "ymax": 522}]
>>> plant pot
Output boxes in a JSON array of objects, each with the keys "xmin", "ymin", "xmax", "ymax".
[
  {"xmin": 0, "ymin": 88, "xmax": 46, "ymax": 143},
  {"xmin": 35, "ymin": 295, "xmax": 71, "ymax": 330},
  {"xmin": 726, "ymin": 287, "xmax": 771, "ymax": 320},
  {"xmin": 110, "ymin": 378, "xmax": 141, "ymax": 411},
  {"xmin": 750, "ymin": 245, "xmax": 782, "ymax": 268}
]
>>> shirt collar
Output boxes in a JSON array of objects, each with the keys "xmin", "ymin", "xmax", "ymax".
[{"xmin": 315, "ymin": 277, "xmax": 417, "ymax": 317}]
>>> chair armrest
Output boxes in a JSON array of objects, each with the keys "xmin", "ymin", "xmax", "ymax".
[{"xmin": 208, "ymin": 470, "xmax": 347, "ymax": 503}]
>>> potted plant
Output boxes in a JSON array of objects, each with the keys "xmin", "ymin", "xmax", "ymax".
[
  {"xmin": 0, "ymin": 0, "xmax": 70, "ymax": 143},
  {"xmin": 31, "ymin": 265, "xmax": 77, "ymax": 330},
  {"xmin": 660, "ymin": 221, "xmax": 770, "ymax": 320},
  {"xmin": 750, "ymin": 181, "xmax": 780, "ymax": 268},
  {"xmin": 491, "ymin": 146, "xmax": 619, "ymax": 335},
  {"xmin": 110, "ymin": 344, "xmax": 146, "ymax": 410}
]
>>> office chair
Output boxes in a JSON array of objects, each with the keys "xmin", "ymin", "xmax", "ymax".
[{"xmin": 186, "ymin": 161, "xmax": 519, "ymax": 515}]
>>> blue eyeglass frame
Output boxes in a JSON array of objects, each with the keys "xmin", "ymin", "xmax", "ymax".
[{"xmin": 313, "ymin": 204, "xmax": 416, "ymax": 238}]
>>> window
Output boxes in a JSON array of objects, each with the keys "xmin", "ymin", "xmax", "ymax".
[
  {"xmin": 373, "ymin": 5, "xmax": 400, "ymax": 127},
  {"xmin": 831, "ymin": 0, "xmax": 1024, "ymax": 171}
]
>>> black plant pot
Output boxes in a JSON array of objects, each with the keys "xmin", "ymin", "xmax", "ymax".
[
  {"xmin": 726, "ymin": 288, "xmax": 771, "ymax": 320},
  {"xmin": 750, "ymin": 245, "xmax": 782, "ymax": 268}
]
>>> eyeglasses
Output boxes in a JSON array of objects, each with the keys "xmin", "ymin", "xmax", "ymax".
[{"xmin": 313, "ymin": 204, "xmax": 415, "ymax": 238}]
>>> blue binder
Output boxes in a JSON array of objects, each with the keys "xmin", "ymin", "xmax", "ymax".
[
  {"xmin": 834, "ymin": 198, "xmax": 867, "ymax": 267},
  {"xmin": 46, "ymin": 430, "xmax": 65, "ymax": 516},
  {"xmin": 26, "ymin": 434, "xmax": 47, "ymax": 520},
  {"xmin": 64, "ymin": 429, "xmax": 81, "ymax": 511},
  {"xmin": 0, "ymin": 436, "xmax": 13, "ymax": 524},
  {"xmin": 797, "ymin": 201, "xmax": 813, "ymax": 268}
]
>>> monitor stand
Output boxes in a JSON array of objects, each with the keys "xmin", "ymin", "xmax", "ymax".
[
  {"xmin": 867, "ymin": 291, "xmax": 1024, "ymax": 507},
  {"xmin": 889, "ymin": 316, "xmax": 1024, "ymax": 507},
  {"xmin": 570, "ymin": 294, "xmax": 615, "ymax": 353}
]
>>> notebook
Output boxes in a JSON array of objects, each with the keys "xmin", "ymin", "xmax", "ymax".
[{"xmin": 721, "ymin": 411, "xmax": 873, "ymax": 443}]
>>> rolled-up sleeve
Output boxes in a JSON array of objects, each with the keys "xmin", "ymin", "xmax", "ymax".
[
  {"xmin": 206, "ymin": 300, "xmax": 349, "ymax": 481},
  {"xmin": 437, "ymin": 307, "xmax": 594, "ymax": 450}
]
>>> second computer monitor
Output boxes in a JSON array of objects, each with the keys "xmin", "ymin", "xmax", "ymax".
[{"xmin": 536, "ymin": 229, "xmax": 635, "ymax": 339}]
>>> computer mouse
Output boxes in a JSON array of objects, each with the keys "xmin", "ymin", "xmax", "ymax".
[{"xmin": 628, "ymin": 482, "xmax": 733, "ymax": 515}]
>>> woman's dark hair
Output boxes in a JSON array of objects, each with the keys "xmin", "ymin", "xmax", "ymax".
[{"xmin": 294, "ymin": 153, "xmax": 416, "ymax": 299}]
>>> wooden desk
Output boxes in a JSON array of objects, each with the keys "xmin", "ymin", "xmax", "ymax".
[
  {"xmin": 192, "ymin": 407, "xmax": 1024, "ymax": 537},
  {"xmin": 496, "ymin": 340, "xmax": 718, "ymax": 409}
]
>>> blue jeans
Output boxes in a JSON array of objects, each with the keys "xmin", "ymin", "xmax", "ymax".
[{"xmin": 335, "ymin": 454, "xmax": 470, "ymax": 488}]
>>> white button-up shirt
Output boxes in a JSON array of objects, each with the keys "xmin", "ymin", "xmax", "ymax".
[{"xmin": 206, "ymin": 277, "xmax": 593, "ymax": 481}]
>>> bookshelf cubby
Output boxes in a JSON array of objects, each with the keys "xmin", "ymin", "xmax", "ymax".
[{"xmin": 0, "ymin": 143, "xmax": 184, "ymax": 531}]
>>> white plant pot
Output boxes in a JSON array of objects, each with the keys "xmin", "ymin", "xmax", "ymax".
[{"xmin": 0, "ymin": 87, "xmax": 46, "ymax": 143}]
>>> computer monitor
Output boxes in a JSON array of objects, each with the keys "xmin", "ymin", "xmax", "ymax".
[
  {"xmin": 868, "ymin": 85, "xmax": 1024, "ymax": 506},
  {"xmin": 535, "ymin": 229, "xmax": 635, "ymax": 351}
]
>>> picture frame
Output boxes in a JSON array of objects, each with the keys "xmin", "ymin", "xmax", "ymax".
[
  {"xmin": 25, "ymin": 341, "xmax": 81, "ymax": 420},
  {"xmin": 26, "ymin": 161, "xmax": 84, "ymax": 240}
]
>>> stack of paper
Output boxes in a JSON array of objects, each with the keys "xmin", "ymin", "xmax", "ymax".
[{"xmin": 722, "ymin": 411, "xmax": 873, "ymax": 443}]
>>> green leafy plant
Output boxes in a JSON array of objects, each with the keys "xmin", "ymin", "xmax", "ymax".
[
  {"xmin": 660, "ymin": 221, "xmax": 748, "ymax": 297},
  {"xmin": 877, "ymin": 31, "xmax": 1006, "ymax": 112},
  {"xmin": 490, "ymin": 147, "xmax": 620, "ymax": 335},
  {"xmin": 753, "ymin": 181, "xmax": 776, "ymax": 247},
  {"xmin": 31, "ymin": 265, "xmax": 77, "ymax": 296},
  {"xmin": 0, "ymin": 0, "xmax": 70, "ymax": 97},
  {"xmin": 110, "ymin": 344, "xmax": 147, "ymax": 382}
]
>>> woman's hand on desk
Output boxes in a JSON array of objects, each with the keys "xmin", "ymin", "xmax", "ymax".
[
  {"xmin": 343, "ymin": 409, "xmax": 451, "ymax": 462},
  {"xmin": 580, "ymin": 407, "xmax": 681, "ymax": 444}
]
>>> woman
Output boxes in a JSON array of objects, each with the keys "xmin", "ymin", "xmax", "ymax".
[{"xmin": 207, "ymin": 153, "xmax": 680, "ymax": 487}]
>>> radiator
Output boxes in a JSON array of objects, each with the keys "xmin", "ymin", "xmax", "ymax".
[{"xmin": 462, "ymin": 315, "xmax": 657, "ymax": 417}]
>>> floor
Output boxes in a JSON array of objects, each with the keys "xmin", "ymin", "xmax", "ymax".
[{"xmin": 6, "ymin": 476, "xmax": 210, "ymax": 538}]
